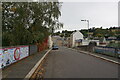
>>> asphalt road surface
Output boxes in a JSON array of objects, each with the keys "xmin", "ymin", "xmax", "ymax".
[{"xmin": 44, "ymin": 46, "xmax": 119, "ymax": 78}]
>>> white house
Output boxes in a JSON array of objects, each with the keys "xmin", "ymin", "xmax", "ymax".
[
  {"xmin": 70, "ymin": 30, "xmax": 100, "ymax": 47},
  {"xmin": 70, "ymin": 30, "xmax": 84, "ymax": 47}
]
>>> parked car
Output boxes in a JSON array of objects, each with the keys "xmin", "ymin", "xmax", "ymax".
[{"xmin": 52, "ymin": 45, "xmax": 59, "ymax": 50}]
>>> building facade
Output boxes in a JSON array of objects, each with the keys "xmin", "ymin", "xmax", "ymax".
[
  {"xmin": 52, "ymin": 36, "xmax": 63, "ymax": 46},
  {"xmin": 70, "ymin": 30, "xmax": 84, "ymax": 47}
]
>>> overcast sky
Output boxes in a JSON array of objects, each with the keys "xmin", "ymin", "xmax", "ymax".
[
  {"xmin": 3, "ymin": 0, "xmax": 119, "ymax": 32},
  {"xmin": 57, "ymin": 1, "xmax": 119, "ymax": 32}
]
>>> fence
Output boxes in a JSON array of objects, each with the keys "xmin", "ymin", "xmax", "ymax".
[
  {"xmin": 94, "ymin": 46, "xmax": 120, "ymax": 58},
  {"xmin": 0, "ymin": 46, "xmax": 29, "ymax": 69},
  {"xmin": 77, "ymin": 45, "xmax": 95, "ymax": 52},
  {"xmin": 29, "ymin": 45, "xmax": 37, "ymax": 55},
  {"xmin": 0, "ymin": 38, "xmax": 49, "ymax": 69}
]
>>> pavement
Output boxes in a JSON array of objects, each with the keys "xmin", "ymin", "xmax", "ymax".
[
  {"xmin": 44, "ymin": 46, "xmax": 119, "ymax": 78},
  {"xmin": 2, "ymin": 50, "xmax": 48, "ymax": 79},
  {"xmin": 70, "ymin": 48, "xmax": 120, "ymax": 65},
  {"xmin": 75, "ymin": 47, "xmax": 120, "ymax": 63}
]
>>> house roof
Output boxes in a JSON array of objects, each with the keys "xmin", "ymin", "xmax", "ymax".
[{"xmin": 71, "ymin": 30, "xmax": 83, "ymax": 36}]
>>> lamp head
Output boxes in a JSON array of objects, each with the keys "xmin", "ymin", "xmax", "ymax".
[{"xmin": 81, "ymin": 20, "xmax": 86, "ymax": 21}]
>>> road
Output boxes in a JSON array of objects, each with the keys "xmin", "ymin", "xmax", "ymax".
[{"xmin": 44, "ymin": 46, "xmax": 119, "ymax": 78}]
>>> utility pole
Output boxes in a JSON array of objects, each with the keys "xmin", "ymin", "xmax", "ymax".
[{"xmin": 81, "ymin": 20, "xmax": 89, "ymax": 40}]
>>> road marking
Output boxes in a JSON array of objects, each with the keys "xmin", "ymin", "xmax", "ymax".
[
  {"xmin": 67, "ymin": 47, "xmax": 120, "ymax": 65},
  {"xmin": 24, "ymin": 49, "xmax": 52, "ymax": 80}
]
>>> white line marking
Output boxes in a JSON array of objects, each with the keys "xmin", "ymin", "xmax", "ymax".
[{"xmin": 24, "ymin": 49, "xmax": 52, "ymax": 80}]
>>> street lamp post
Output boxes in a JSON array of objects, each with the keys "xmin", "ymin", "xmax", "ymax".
[{"xmin": 81, "ymin": 20, "xmax": 89, "ymax": 40}]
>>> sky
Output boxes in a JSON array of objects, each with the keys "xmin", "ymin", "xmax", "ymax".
[
  {"xmin": 56, "ymin": 0, "xmax": 119, "ymax": 32},
  {"xmin": 2, "ymin": 0, "xmax": 119, "ymax": 32}
]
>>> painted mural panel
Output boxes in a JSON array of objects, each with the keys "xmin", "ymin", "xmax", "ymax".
[
  {"xmin": 0, "ymin": 46, "xmax": 29, "ymax": 69},
  {"xmin": 0, "ymin": 50, "xmax": 2, "ymax": 69},
  {"xmin": 2, "ymin": 48, "xmax": 16, "ymax": 67},
  {"xmin": 19, "ymin": 46, "xmax": 29, "ymax": 60}
]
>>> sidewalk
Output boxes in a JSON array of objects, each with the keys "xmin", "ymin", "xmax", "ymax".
[
  {"xmin": 2, "ymin": 49, "xmax": 48, "ymax": 79},
  {"xmin": 75, "ymin": 48, "xmax": 120, "ymax": 63},
  {"xmin": 74, "ymin": 48, "xmax": 120, "ymax": 64}
]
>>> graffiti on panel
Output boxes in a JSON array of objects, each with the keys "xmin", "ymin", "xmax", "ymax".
[
  {"xmin": 0, "ymin": 50, "xmax": 2, "ymax": 69},
  {"xmin": 20, "ymin": 47, "xmax": 29, "ymax": 59},
  {"xmin": 2, "ymin": 48, "xmax": 16, "ymax": 68},
  {"xmin": 0, "ymin": 46, "xmax": 29, "ymax": 69},
  {"xmin": 14, "ymin": 48, "xmax": 20, "ymax": 60}
]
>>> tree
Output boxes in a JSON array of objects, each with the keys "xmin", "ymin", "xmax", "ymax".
[
  {"xmin": 2, "ymin": 2, "xmax": 63, "ymax": 46},
  {"xmin": 80, "ymin": 29, "xmax": 88, "ymax": 38}
]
